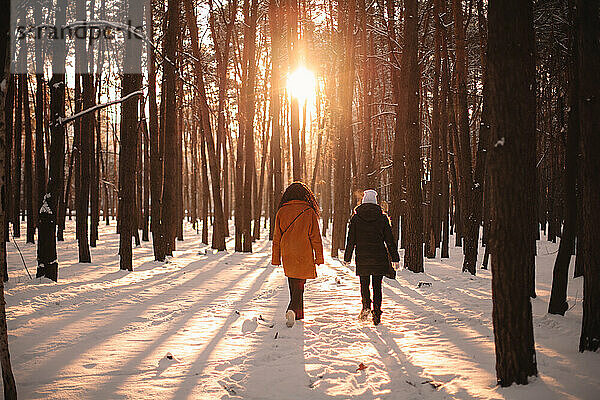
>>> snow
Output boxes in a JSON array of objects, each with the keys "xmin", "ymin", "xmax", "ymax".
[
  {"xmin": 3, "ymin": 220, "xmax": 599, "ymax": 399},
  {"xmin": 39, "ymin": 194, "xmax": 53, "ymax": 215}
]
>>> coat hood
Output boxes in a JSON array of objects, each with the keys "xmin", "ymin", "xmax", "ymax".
[{"xmin": 354, "ymin": 203, "xmax": 383, "ymax": 223}]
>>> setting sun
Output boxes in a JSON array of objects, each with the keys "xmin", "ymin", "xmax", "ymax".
[{"xmin": 286, "ymin": 66, "xmax": 316, "ymax": 101}]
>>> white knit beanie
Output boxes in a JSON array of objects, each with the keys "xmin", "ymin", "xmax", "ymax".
[{"xmin": 362, "ymin": 189, "xmax": 378, "ymax": 204}]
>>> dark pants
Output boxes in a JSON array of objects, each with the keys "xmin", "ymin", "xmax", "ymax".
[
  {"xmin": 287, "ymin": 277, "xmax": 306, "ymax": 320},
  {"xmin": 360, "ymin": 275, "xmax": 383, "ymax": 312}
]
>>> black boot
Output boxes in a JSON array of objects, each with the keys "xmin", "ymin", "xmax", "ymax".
[{"xmin": 372, "ymin": 309, "xmax": 382, "ymax": 326}]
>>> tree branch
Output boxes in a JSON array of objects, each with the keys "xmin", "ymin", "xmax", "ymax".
[{"xmin": 58, "ymin": 90, "xmax": 143, "ymax": 126}]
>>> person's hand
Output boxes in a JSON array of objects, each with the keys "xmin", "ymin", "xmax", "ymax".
[{"xmin": 392, "ymin": 262, "xmax": 400, "ymax": 270}]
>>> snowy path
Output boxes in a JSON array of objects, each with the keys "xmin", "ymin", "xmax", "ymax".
[{"xmin": 3, "ymin": 221, "xmax": 599, "ymax": 399}]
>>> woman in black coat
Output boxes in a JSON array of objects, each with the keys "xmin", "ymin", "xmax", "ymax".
[{"xmin": 343, "ymin": 189, "xmax": 400, "ymax": 325}]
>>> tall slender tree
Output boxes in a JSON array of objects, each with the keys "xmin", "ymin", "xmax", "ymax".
[
  {"xmin": 208, "ymin": 0, "xmax": 237, "ymax": 240},
  {"xmin": 148, "ymin": 0, "xmax": 166, "ymax": 261},
  {"xmin": 331, "ymin": 0, "xmax": 355, "ymax": 257},
  {"xmin": 0, "ymin": 14, "xmax": 18, "ymax": 397},
  {"xmin": 37, "ymin": 0, "xmax": 67, "ymax": 282},
  {"xmin": 269, "ymin": 0, "xmax": 283, "ymax": 239},
  {"xmin": 13, "ymin": 54, "xmax": 23, "ymax": 239},
  {"xmin": 387, "ymin": 0, "xmax": 404, "ymax": 243},
  {"xmin": 184, "ymin": 0, "xmax": 228, "ymax": 251},
  {"xmin": 288, "ymin": 0, "xmax": 302, "ymax": 181},
  {"xmin": 161, "ymin": 0, "xmax": 181, "ymax": 256},
  {"xmin": 576, "ymin": 0, "xmax": 600, "ymax": 353},
  {"xmin": 451, "ymin": 0, "xmax": 477, "ymax": 275},
  {"xmin": 75, "ymin": 0, "xmax": 92, "ymax": 263},
  {"xmin": 119, "ymin": 0, "xmax": 144, "ymax": 271},
  {"xmin": 241, "ymin": 0, "xmax": 259, "ymax": 252},
  {"xmin": 488, "ymin": 0, "xmax": 538, "ymax": 385},
  {"xmin": 548, "ymin": 6, "xmax": 579, "ymax": 315},
  {"xmin": 24, "ymin": 75, "xmax": 35, "ymax": 243},
  {"xmin": 401, "ymin": 0, "xmax": 423, "ymax": 273},
  {"xmin": 34, "ymin": 0, "xmax": 46, "ymax": 231}
]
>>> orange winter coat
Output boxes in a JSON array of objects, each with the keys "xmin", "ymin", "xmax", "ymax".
[{"xmin": 272, "ymin": 200, "xmax": 324, "ymax": 279}]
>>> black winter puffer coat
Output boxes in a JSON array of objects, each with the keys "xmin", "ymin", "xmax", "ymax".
[{"xmin": 343, "ymin": 203, "xmax": 400, "ymax": 276}]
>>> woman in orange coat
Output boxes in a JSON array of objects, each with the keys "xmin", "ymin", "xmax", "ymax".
[{"xmin": 272, "ymin": 182, "xmax": 324, "ymax": 327}]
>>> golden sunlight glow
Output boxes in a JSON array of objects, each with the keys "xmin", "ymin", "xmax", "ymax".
[{"xmin": 286, "ymin": 66, "xmax": 316, "ymax": 101}]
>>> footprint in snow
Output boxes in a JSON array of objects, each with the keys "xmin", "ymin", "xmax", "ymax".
[
  {"xmin": 156, "ymin": 353, "xmax": 180, "ymax": 376},
  {"xmin": 242, "ymin": 317, "xmax": 258, "ymax": 334}
]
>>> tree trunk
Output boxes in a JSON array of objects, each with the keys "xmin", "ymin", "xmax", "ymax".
[
  {"xmin": 161, "ymin": 0, "xmax": 181, "ymax": 256},
  {"xmin": 548, "ymin": 14, "xmax": 579, "ymax": 316},
  {"xmin": 13, "ymin": 72, "xmax": 22, "ymax": 239},
  {"xmin": 470, "ymin": 0, "xmax": 490, "ymax": 268},
  {"xmin": 34, "ymin": 0, "xmax": 46, "ymax": 234},
  {"xmin": 24, "ymin": 75, "xmax": 35, "ymax": 243},
  {"xmin": 200, "ymin": 130, "xmax": 210, "ymax": 244},
  {"xmin": 357, "ymin": 0, "xmax": 374, "ymax": 190},
  {"xmin": 0, "ymin": 21, "xmax": 18, "ymax": 397},
  {"xmin": 57, "ymin": 138, "xmax": 73, "ymax": 242},
  {"xmin": 331, "ymin": 0, "xmax": 355, "ymax": 258},
  {"xmin": 254, "ymin": 113, "xmax": 270, "ymax": 240},
  {"xmin": 576, "ymin": 0, "xmax": 600, "ymax": 353},
  {"xmin": 4, "ymin": 74, "xmax": 14, "ymax": 246},
  {"xmin": 184, "ymin": 0, "xmax": 227, "ymax": 251},
  {"xmin": 119, "ymin": 0, "xmax": 143, "ymax": 271},
  {"xmin": 427, "ymin": 0, "xmax": 444, "ymax": 259},
  {"xmin": 209, "ymin": 0, "xmax": 237, "ymax": 240},
  {"xmin": 175, "ymin": 76, "xmax": 184, "ymax": 242},
  {"xmin": 75, "ymin": 0, "xmax": 91, "ymax": 263},
  {"xmin": 37, "ymin": 0, "xmax": 67, "ymax": 282},
  {"xmin": 141, "ymin": 109, "xmax": 150, "ymax": 242},
  {"xmin": 241, "ymin": 0, "xmax": 259, "ymax": 252},
  {"xmin": 89, "ymin": 11, "xmax": 100, "ymax": 248},
  {"xmin": 401, "ymin": 0, "xmax": 423, "ymax": 273},
  {"xmin": 269, "ymin": 0, "xmax": 283, "ymax": 240},
  {"xmin": 90, "ymin": 115, "xmax": 100, "ymax": 244},
  {"xmin": 386, "ymin": 0, "xmax": 404, "ymax": 243},
  {"xmin": 452, "ymin": 0, "xmax": 477, "ymax": 275},
  {"xmin": 288, "ymin": 0, "xmax": 302, "ymax": 181},
  {"xmin": 147, "ymin": 0, "xmax": 165, "ymax": 261},
  {"xmin": 440, "ymin": 24, "xmax": 451, "ymax": 259},
  {"xmin": 488, "ymin": 0, "xmax": 538, "ymax": 385}
]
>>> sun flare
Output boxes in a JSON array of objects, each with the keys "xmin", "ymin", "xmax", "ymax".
[{"xmin": 286, "ymin": 66, "xmax": 316, "ymax": 101}]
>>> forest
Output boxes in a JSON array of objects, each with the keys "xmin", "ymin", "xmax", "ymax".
[{"xmin": 0, "ymin": 0, "xmax": 598, "ymax": 398}]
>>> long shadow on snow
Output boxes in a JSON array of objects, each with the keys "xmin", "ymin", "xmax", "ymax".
[
  {"xmin": 16, "ymin": 243, "xmax": 270, "ymax": 385},
  {"xmin": 18, "ymin": 264, "xmax": 263, "ymax": 396},
  {"xmin": 91, "ymin": 248, "xmax": 274, "ymax": 398},
  {"xmin": 11, "ymin": 239, "xmax": 244, "ymax": 334},
  {"xmin": 362, "ymin": 325, "xmax": 447, "ymax": 399},
  {"xmin": 334, "ymin": 261, "xmax": 494, "ymax": 352},
  {"xmin": 167, "ymin": 263, "xmax": 277, "ymax": 400},
  {"xmin": 384, "ymin": 277, "xmax": 494, "ymax": 339},
  {"xmin": 8, "ymin": 234, "xmax": 236, "ymax": 325}
]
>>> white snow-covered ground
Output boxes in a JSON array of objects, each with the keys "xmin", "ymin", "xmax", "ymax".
[{"xmin": 2, "ymin": 219, "xmax": 599, "ymax": 399}]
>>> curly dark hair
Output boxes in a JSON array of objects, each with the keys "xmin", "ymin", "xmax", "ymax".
[{"xmin": 278, "ymin": 182, "xmax": 320, "ymax": 216}]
